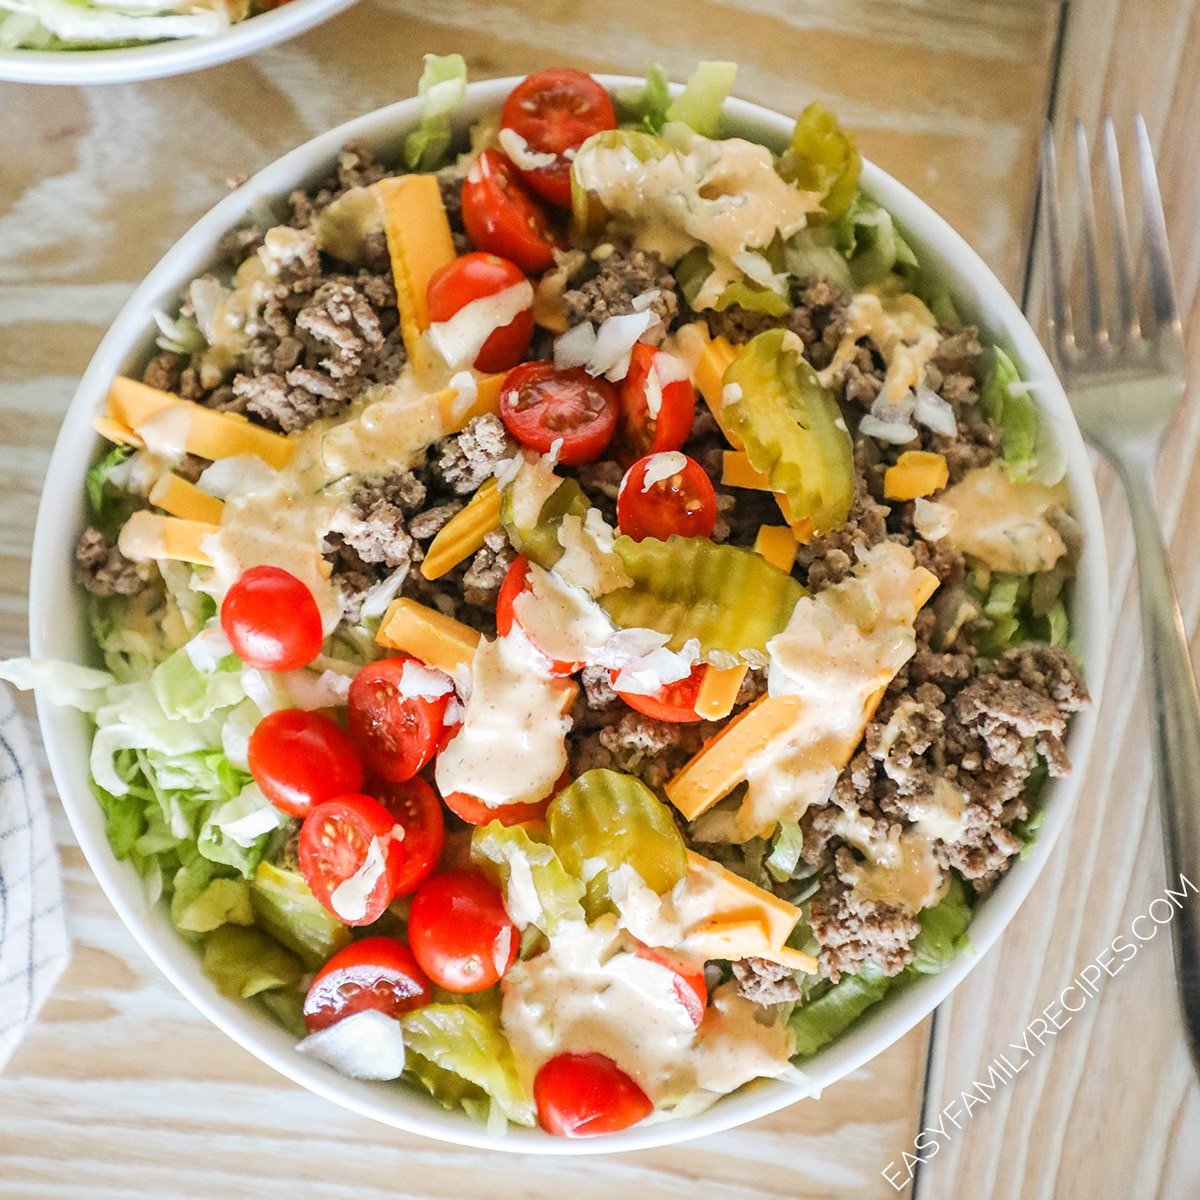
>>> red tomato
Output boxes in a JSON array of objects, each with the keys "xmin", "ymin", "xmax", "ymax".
[
  {"xmin": 617, "ymin": 453, "xmax": 718, "ymax": 542},
  {"xmin": 499, "ymin": 361, "xmax": 618, "ymax": 465},
  {"xmin": 461, "ymin": 148, "xmax": 558, "ymax": 273},
  {"xmin": 500, "ymin": 69, "xmax": 617, "ymax": 207},
  {"xmin": 298, "ymin": 793, "xmax": 403, "ymax": 926},
  {"xmin": 303, "ymin": 936, "xmax": 431, "ymax": 1032},
  {"xmin": 375, "ymin": 777, "xmax": 446, "ymax": 895},
  {"xmin": 442, "ymin": 789, "xmax": 551, "ymax": 827},
  {"xmin": 534, "ymin": 1052, "xmax": 653, "ymax": 1137},
  {"xmin": 495, "ymin": 555, "xmax": 583, "ymax": 675},
  {"xmin": 612, "ymin": 662, "xmax": 706, "ymax": 724},
  {"xmin": 426, "ymin": 251, "xmax": 533, "ymax": 374},
  {"xmin": 347, "ymin": 656, "xmax": 451, "ymax": 784},
  {"xmin": 633, "ymin": 944, "xmax": 707, "ymax": 1027},
  {"xmin": 614, "ymin": 344, "xmax": 697, "ymax": 466},
  {"xmin": 220, "ymin": 565, "xmax": 323, "ymax": 671},
  {"xmin": 408, "ymin": 869, "xmax": 519, "ymax": 993},
  {"xmin": 247, "ymin": 709, "xmax": 364, "ymax": 819}
]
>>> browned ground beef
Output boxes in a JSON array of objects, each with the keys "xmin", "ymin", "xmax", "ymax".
[
  {"xmin": 75, "ymin": 527, "xmax": 145, "ymax": 597},
  {"xmin": 561, "ymin": 244, "xmax": 679, "ymax": 333},
  {"xmin": 434, "ymin": 414, "xmax": 516, "ymax": 495},
  {"xmin": 732, "ymin": 957, "xmax": 805, "ymax": 1005}
]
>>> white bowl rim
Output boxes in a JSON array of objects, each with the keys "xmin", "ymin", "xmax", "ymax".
[
  {"xmin": 0, "ymin": 0, "xmax": 357, "ymax": 85},
  {"xmin": 29, "ymin": 74, "xmax": 1109, "ymax": 1155}
]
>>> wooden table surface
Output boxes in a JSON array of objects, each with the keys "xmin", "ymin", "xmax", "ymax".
[{"xmin": 1, "ymin": 1, "xmax": 1198, "ymax": 1196}]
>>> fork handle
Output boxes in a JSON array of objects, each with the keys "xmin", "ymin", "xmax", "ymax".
[{"xmin": 1117, "ymin": 455, "xmax": 1200, "ymax": 1071}]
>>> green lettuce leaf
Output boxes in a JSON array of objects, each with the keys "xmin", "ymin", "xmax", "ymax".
[
  {"xmin": 471, "ymin": 821, "xmax": 585, "ymax": 935},
  {"xmin": 980, "ymin": 348, "xmax": 1039, "ymax": 477},
  {"xmin": 834, "ymin": 193, "xmax": 918, "ymax": 287},
  {"xmin": 404, "ymin": 53, "xmax": 468, "ymax": 171},
  {"xmin": 665, "ymin": 60, "xmax": 737, "ymax": 138},
  {"xmin": 617, "ymin": 62, "xmax": 672, "ymax": 134},
  {"xmin": 85, "ymin": 444, "xmax": 133, "ymax": 535},
  {"xmin": 909, "ymin": 874, "xmax": 973, "ymax": 974},
  {"xmin": 789, "ymin": 964, "xmax": 892, "ymax": 1058}
]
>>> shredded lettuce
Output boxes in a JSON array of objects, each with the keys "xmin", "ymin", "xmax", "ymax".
[
  {"xmin": 784, "ymin": 225, "xmax": 855, "ymax": 293},
  {"xmin": 790, "ymin": 873, "xmax": 973, "ymax": 1057},
  {"xmin": 0, "ymin": 0, "xmax": 227, "ymax": 48},
  {"xmin": 834, "ymin": 194, "xmax": 918, "ymax": 287},
  {"xmin": 981, "ymin": 348, "xmax": 1039, "ymax": 477},
  {"xmin": 765, "ymin": 821, "xmax": 805, "ymax": 883},
  {"xmin": 404, "ymin": 53, "xmax": 468, "ymax": 171},
  {"xmin": 664, "ymin": 60, "xmax": 737, "ymax": 139},
  {"xmin": 401, "ymin": 1004, "xmax": 535, "ymax": 1127},
  {"xmin": 0, "ymin": 657, "xmax": 113, "ymax": 712},
  {"xmin": 85, "ymin": 445, "xmax": 133, "ymax": 535},
  {"xmin": 471, "ymin": 821, "xmax": 585, "ymax": 935},
  {"xmin": 617, "ymin": 63, "xmax": 672, "ymax": 134}
]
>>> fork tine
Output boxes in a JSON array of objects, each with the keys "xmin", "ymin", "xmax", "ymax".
[
  {"xmin": 1101, "ymin": 116, "xmax": 1140, "ymax": 343},
  {"xmin": 1040, "ymin": 122, "xmax": 1076, "ymax": 361},
  {"xmin": 1134, "ymin": 113, "xmax": 1183, "ymax": 348},
  {"xmin": 1073, "ymin": 119, "xmax": 1108, "ymax": 350}
]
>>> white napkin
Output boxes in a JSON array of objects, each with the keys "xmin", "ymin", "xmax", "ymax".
[{"xmin": 0, "ymin": 686, "xmax": 70, "ymax": 1068}]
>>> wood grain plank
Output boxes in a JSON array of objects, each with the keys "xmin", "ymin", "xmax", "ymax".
[
  {"xmin": 916, "ymin": 3, "xmax": 1200, "ymax": 1198},
  {"xmin": 0, "ymin": 3, "xmax": 1061, "ymax": 1196}
]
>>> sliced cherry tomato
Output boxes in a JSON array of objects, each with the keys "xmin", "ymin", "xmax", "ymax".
[
  {"xmin": 442, "ymin": 789, "xmax": 551, "ymax": 827},
  {"xmin": 408, "ymin": 869, "xmax": 519, "ymax": 993},
  {"xmin": 617, "ymin": 452, "xmax": 718, "ymax": 542},
  {"xmin": 298, "ymin": 793, "xmax": 403, "ymax": 926},
  {"xmin": 375, "ymin": 777, "xmax": 445, "ymax": 895},
  {"xmin": 534, "ymin": 1052, "xmax": 653, "ymax": 1137},
  {"xmin": 461, "ymin": 148, "xmax": 558, "ymax": 273},
  {"xmin": 303, "ymin": 936, "xmax": 431, "ymax": 1032},
  {"xmin": 612, "ymin": 662, "xmax": 706, "ymax": 724},
  {"xmin": 426, "ymin": 251, "xmax": 533, "ymax": 374},
  {"xmin": 634, "ymin": 944, "xmax": 707, "ymax": 1027},
  {"xmin": 347, "ymin": 656, "xmax": 451, "ymax": 784},
  {"xmin": 247, "ymin": 709, "xmax": 364, "ymax": 819},
  {"xmin": 495, "ymin": 555, "xmax": 583, "ymax": 675},
  {"xmin": 499, "ymin": 361, "xmax": 618, "ymax": 465},
  {"xmin": 500, "ymin": 68, "xmax": 617, "ymax": 207},
  {"xmin": 220, "ymin": 565, "xmax": 323, "ymax": 671},
  {"xmin": 614, "ymin": 344, "xmax": 697, "ymax": 466}
]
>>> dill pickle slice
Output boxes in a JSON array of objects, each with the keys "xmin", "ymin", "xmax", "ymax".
[
  {"xmin": 602, "ymin": 534, "xmax": 805, "ymax": 660},
  {"xmin": 547, "ymin": 768, "xmax": 686, "ymax": 896},
  {"xmin": 499, "ymin": 474, "xmax": 590, "ymax": 570},
  {"xmin": 723, "ymin": 328, "xmax": 855, "ymax": 535}
]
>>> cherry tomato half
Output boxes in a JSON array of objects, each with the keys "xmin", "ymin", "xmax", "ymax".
[
  {"xmin": 298, "ymin": 793, "xmax": 403, "ymax": 926},
  {"xmin": 426, "ymin": 251, "xmax": 533, "ymax": 374},
  {"xmin": 495, "ymin": 555, "xmax": 583, "ymax": 675},
  {"xmin": 500, "ymin": 68, "xmax": 617, "ymax": 208},
  {"xmin": 499, "ymin": 361, "xmax": 618, "ymax": 465},
  {"xmin": 376, "ymin": 776, "xmax": 446, "ymax": 895},
  {"xmin": 634, "ymin": 944, "xmax": 707, "ymax": 1027},
  {"xmin": 614, "ymin": 344, "xmax": 697, "ymax": 467},
  {"xmin": 220, "ymin": 565, "xmax": 323, "ymax": 671},
  {"xmin": 612, "ymin": 662, "xmax": 706, "ymax": 724},
  {"xmin": 303, "ymin": 936, "xmax": 432, "ymax": 1032},
  {"xmin": 442, "ymin": 788, "xmax": 551, "ymax": 828},
  {"xmin": 347, "ymin": 656, "xmax": 451, "ymax": 784},
  {"xmin": 534, "ymin": 1052, "xmax": 653, "ymax": 1138},
  {"xmin": 461, "ymin": 148, "xmax": 558, "ymax": 273},
  {"xmin": 617, "ymin": 453, "xmax": 718, "ymax": 542},
  {"xmin": 408, "ymin": 869, "xmax": 519, "ymax": 993},
  {"xmin": 247, "ymin": 708, "xmax": 364, "ymax": 819}
]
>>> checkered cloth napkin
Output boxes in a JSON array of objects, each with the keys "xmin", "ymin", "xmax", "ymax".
[{"xmin": 0, "ymin": 686, "xmax": 69, "ymax": 1068}]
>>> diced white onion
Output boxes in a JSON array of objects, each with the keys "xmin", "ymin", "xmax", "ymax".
[
  {"xmin": 397, "ymin": 660, "xmax": 454, "ymax": 701},
  {"xmin": 589, "ymin": 310, "xmax": 660, "ymax": 381},
  {"xmin": 297, "ymin": 1011, "xmax": 407, "ymax": 1081},
  {"xmin": 859, "ymin": 414, "xmax": 918, "ymax": 444},
  {"xmin": 913, "ymin": 386, "xmax": 958, "ymax": 437},
  {"xmin": 722, "ymin": 382, "xmax": 743, "ymax": 406},
  {"xmin": 359, "ymin": 564, "xmax": 410, "ymax": 621},
  {"xmin": 630, "ymin": 289, "xmax": 660, "ymax": 313},
  {"xmin": 554, "ymin": 322, "xmax": 598, "ymax": 370}
]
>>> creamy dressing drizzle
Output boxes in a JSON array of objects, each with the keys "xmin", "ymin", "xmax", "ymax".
[
  {"xmin": 434, "ymin": 632, "xmax": 575, "ymax": 807},
  {"xmin": 571, "ymin": 130, "xmax": 820, "ymax": 308},
  {"xmin": 425, "ymin": 280, "xmax": 534, "ymax": 370},
  {"xmin": 500, "ymin": 916, "xmax": 794, "ymax": 1103},
  {"xmin": 937, "ymin": 462, "xmax": 1068, "ymax": 574},
  {"xmin": 135, "ymin": 404, "xmax": 194, "ymax": 461},
  {"xmin": 818, "ymin": 284, "xmax": 941, "ymax": 408},
  {"xmin": 737, "ymin": 543, "xmax": 931, "ymax": 843}
]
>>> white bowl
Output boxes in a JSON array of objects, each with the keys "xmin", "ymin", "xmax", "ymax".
[
  {"xmin": 28, "ymin": 76, "xmax": 1109, "ymax": 1153},
  {"xmin": 0, "ymin": 0, "xmax": 357, "ymax": 85}
]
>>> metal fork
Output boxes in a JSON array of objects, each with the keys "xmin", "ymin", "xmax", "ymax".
[{"xmin": 1040, "ymin": 116, "xmax": 1199, "ymax": 1072}]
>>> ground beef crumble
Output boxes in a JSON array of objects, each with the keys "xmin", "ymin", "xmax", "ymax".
[
  {"xmin": 75, "ymin": 527, "xmax": 146, "ymax": 597},
  {"xmin": 435, "ymin": 414, "xmax": 516, "ymax": 495},
  {"xmin": 561, "ymin": 244, "xmax": 679, "ymax": 336},
  {"xmin": 732, "ymin": 957, "xmax": 805, "ymax": 1005}
]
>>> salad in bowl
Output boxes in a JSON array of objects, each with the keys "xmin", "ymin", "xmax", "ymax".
[{"xmin": 9, "ymin": 59, "xmax": 1099, "ymax": 1142}]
